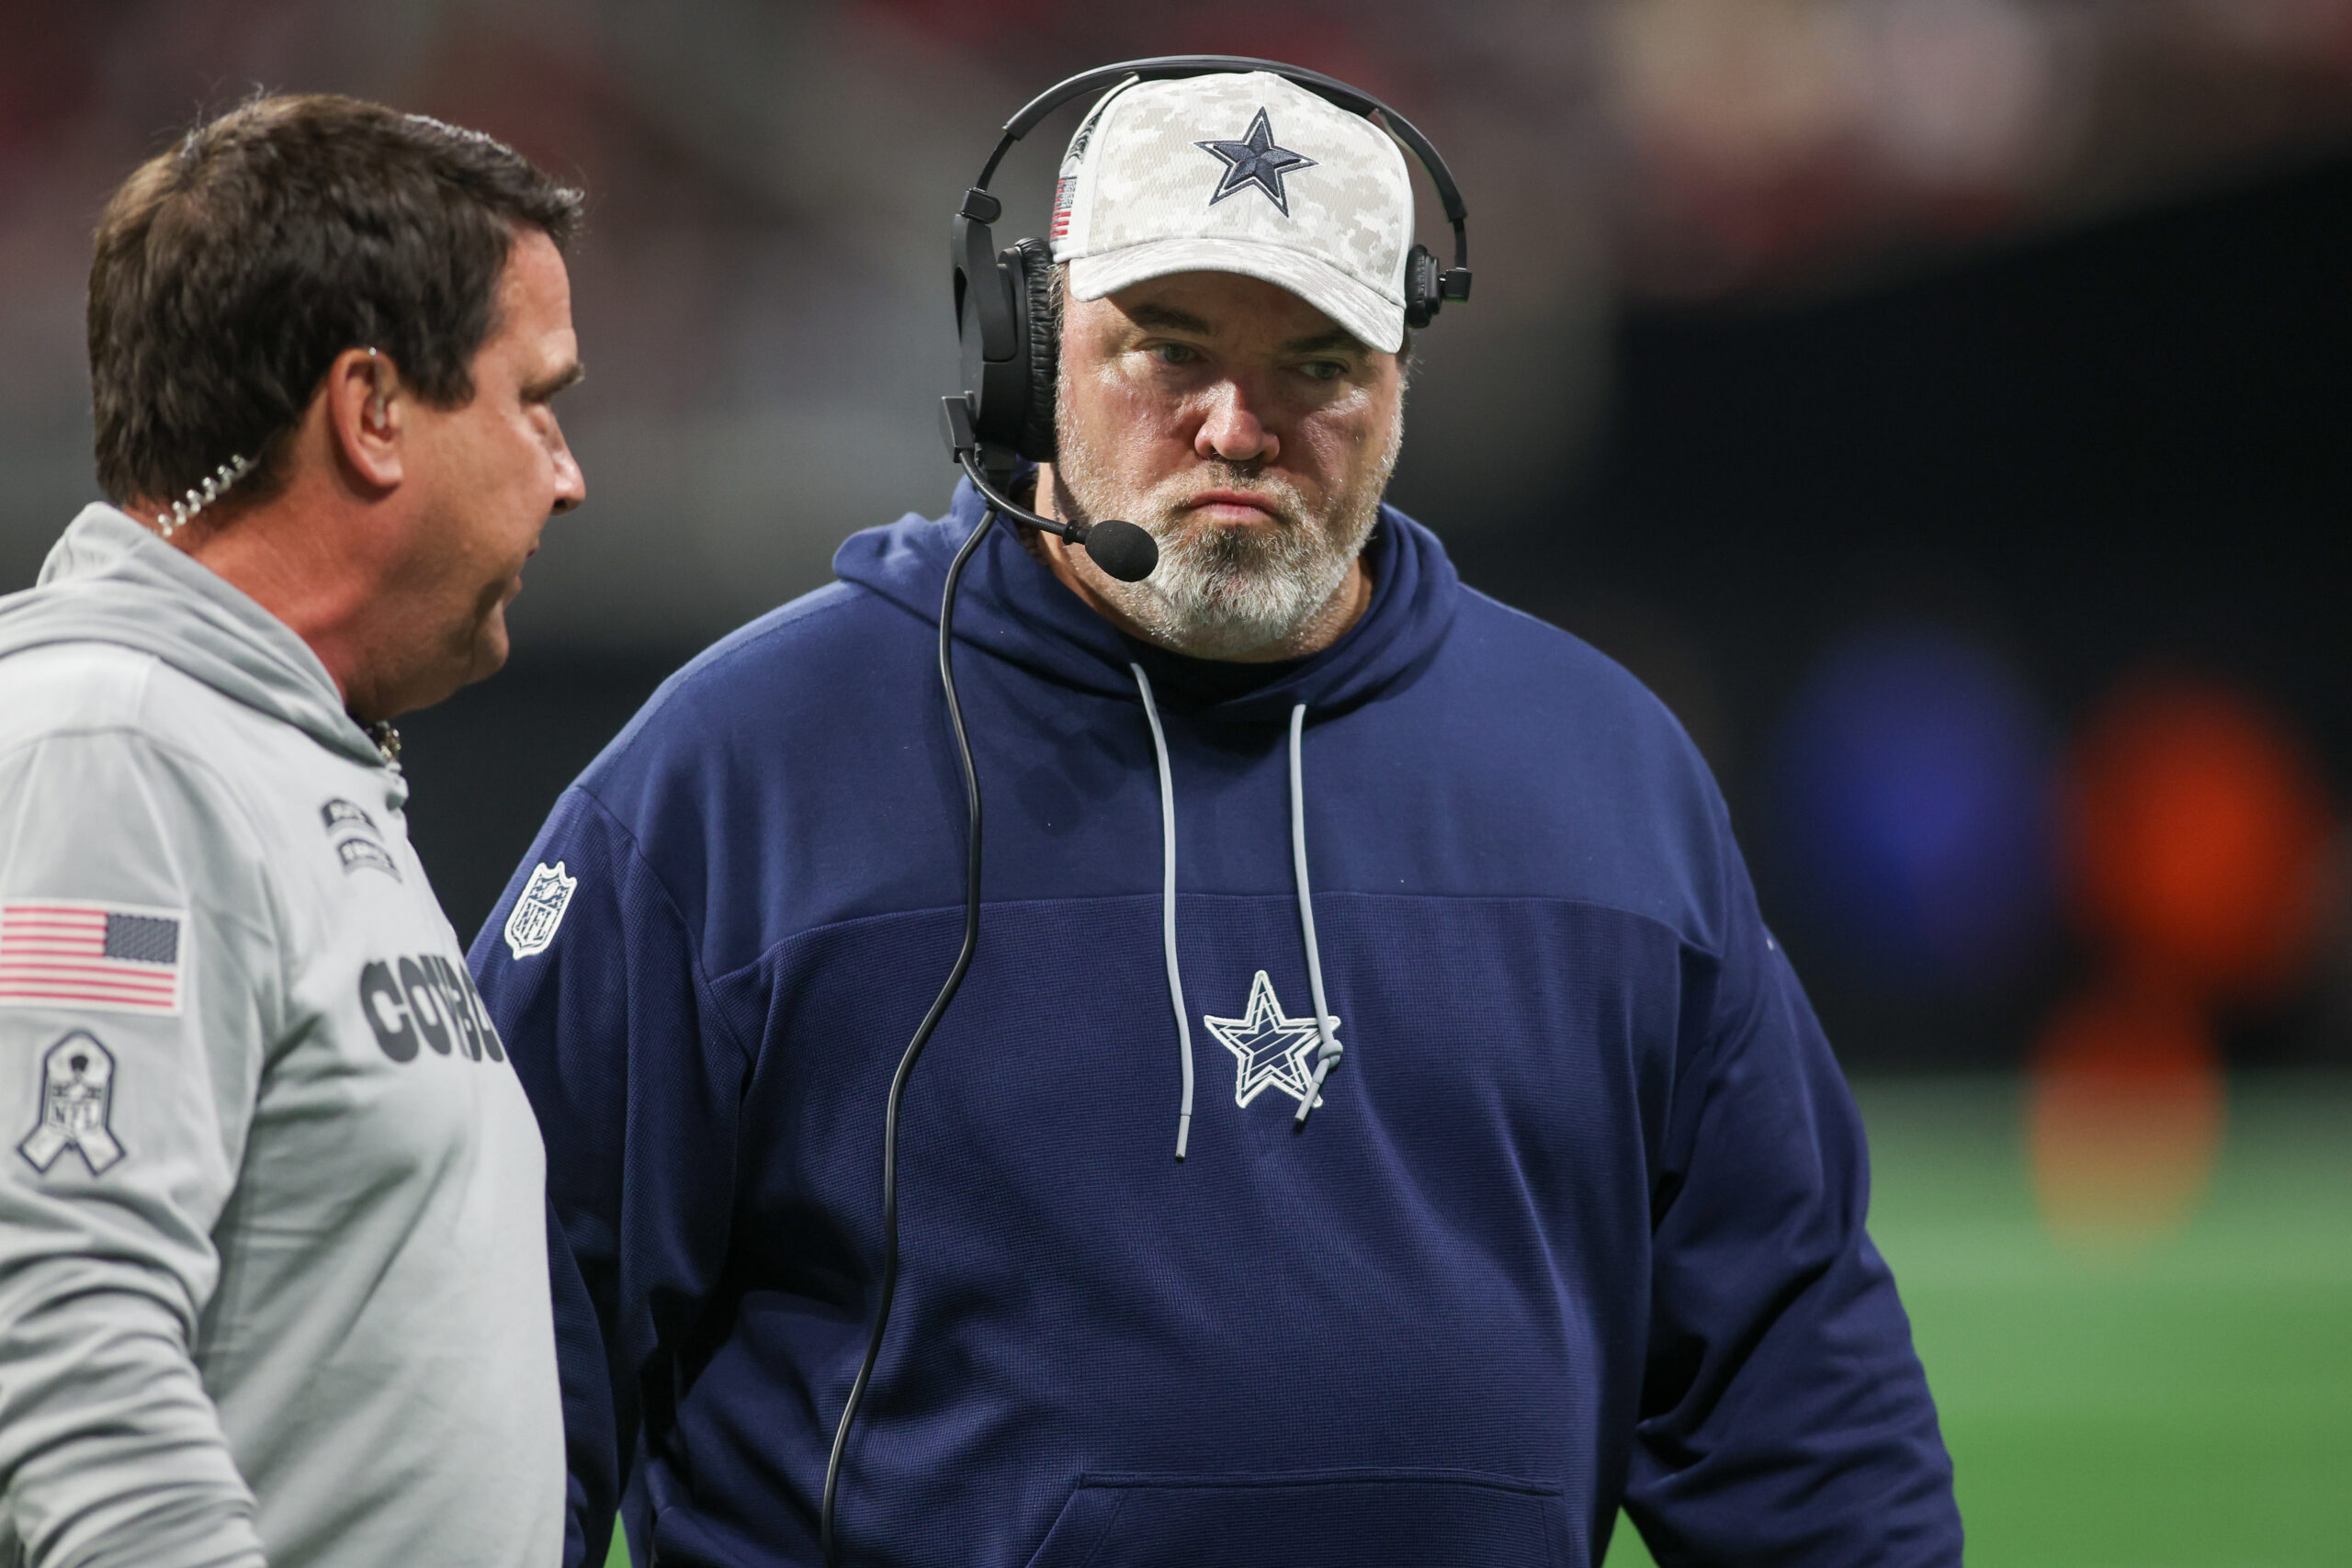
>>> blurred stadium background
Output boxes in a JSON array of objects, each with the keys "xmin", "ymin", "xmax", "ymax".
[{"xmin": 4, "ymin": 3, "xmax": 2348, "ymax": 1562}]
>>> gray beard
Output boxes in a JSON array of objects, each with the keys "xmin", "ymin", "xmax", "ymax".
[{"xmin": 1051, "ymin": 405, "xmax": 1400, "ymax": 661}]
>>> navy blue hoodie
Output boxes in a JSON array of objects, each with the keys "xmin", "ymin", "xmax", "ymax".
[{"xmin": 470, "ymin": 480, "xmax": 1961, "ymax": 1568}]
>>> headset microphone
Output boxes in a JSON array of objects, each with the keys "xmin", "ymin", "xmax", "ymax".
[
  {"xmin": 940, "ymin": 393, "xmax": 1159, "ymax": 582},
  {"xmin": 1068, "ymin": 514, "xmax": 1157, "ymax": 582}
]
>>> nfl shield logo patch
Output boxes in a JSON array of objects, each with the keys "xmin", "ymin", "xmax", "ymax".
[{"xmin": 503, "ymin": 862, "xmax": 578, "ymax": 960}]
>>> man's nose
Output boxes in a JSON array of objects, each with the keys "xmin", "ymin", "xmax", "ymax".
[
  {"xmin": 1195, "ymin": 381, "xmax": 1278, "ymax": 465},
  {"xmin": 550, "ymin": 433, "xmax": 586, "ymax": 515}
]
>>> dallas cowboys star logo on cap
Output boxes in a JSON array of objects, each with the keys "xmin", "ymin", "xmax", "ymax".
[{"xmin": 1195, "ymin": 107, "xmax": 1317, "ymax": 217}]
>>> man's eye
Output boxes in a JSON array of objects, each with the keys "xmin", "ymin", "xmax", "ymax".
[
  {"xmin": 1151, "ymin": 343, "xmax": 1196, "ymax": 366},
  {"xmin": 1299, "ymin": 360, "xmax": 1345, "ymax": 382}
]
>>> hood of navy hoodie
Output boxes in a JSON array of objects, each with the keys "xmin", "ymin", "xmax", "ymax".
[{"xmin": 832, "ymin": 474, "xmax": 1460, "ymax": 722}]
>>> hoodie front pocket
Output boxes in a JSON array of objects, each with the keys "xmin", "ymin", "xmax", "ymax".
[{"xmin": 1021, "ymin": 1468, "xmax": 1570, "ymax": 1568}]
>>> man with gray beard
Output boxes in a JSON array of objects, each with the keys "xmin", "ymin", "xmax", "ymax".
[{"xmin": 475, "ymin": 65, "xmax": 1958, "ymax": 1568}]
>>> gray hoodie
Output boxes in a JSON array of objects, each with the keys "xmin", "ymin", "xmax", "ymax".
[{"xmin": 0, "ymin": 506, "xmax": 562, "ymax": 1566}]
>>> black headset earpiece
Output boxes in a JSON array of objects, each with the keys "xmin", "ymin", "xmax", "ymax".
[
  {"xmin": 1403, "ymin": 243, "xmax": 1444, "ymax": 329},
  {"xmin": 950, "ymin": 186, "xmax": 1025, "ymax": 460},
  {"xmin": 1012, "ymin": 236, "xmax": 1059, "ymax": 463},
  {"xmin": 949, "ymin": 53, "xmax": 1472, "ymax": 468},
  {"xmin": 948, "ymin": 216, "xmax": 1058, "ymax": 463}
]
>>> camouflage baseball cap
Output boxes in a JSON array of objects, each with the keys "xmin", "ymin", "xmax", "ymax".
[{"xmin": 1049, "ymin": 71, "xmax": 1414, "ymax": 354}]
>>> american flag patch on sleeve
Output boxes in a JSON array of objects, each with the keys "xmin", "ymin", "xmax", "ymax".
[{"xmin": 0, "ymin": 901, "xmax": 185, "ymax": 1014}]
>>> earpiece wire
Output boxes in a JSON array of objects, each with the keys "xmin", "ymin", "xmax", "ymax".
[{"xmin": 820, "ymin": 500, "xmax": 998, "ymax": 1566}]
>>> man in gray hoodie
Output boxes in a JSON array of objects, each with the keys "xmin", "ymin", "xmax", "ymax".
[{"xmin": 0, "ymin": 96, "xmax": 585, "ymax": 1566}]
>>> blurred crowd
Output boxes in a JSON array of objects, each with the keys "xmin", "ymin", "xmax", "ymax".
[{"xmin": 11, "ymin": 1, "xmax": 2352, "ymax": 630}]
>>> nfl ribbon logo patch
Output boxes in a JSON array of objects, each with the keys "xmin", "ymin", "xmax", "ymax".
[
  {"xmin": 18, "ymin": 1031, "xmax": 124, "ymax": 1175},
  {"xmin": 503, "ymin": 862, "xmax": 577, "ymax": 960},
  {"xmin": 0, "ymin": 901, "xmax": 184, "ymax": 1014}
]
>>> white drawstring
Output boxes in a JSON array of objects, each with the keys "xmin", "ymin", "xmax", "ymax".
[
  {"xmin": 1130, "ymin": 664, "xmax": 1193, "ymax": 1160},
  {"xmin": 1288, "ymin": 704, "xmax": 1341, "ymax": 1125},
  {"xmin": 1131, "ymin": 675, "xmax": 1342, "ymax": 1153}
]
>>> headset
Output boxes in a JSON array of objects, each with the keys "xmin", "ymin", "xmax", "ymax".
[{"xmin": 821, "ymin": 55, "xmax": 1473, "ymax": 1566}]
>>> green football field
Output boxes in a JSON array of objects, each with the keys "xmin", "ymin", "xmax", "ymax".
[
  {"xmin": 607, "ymin": 1073, "xmax": 2352, "ymax": 1567},
  {"xmin": 1609, "ymin": 1073, "xmax": 2352, "ymax": 1568}
]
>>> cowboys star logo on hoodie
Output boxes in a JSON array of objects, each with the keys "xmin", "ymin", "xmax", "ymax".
[{"xmin": 1204, "ymin": 971, "xmax": 1340, "ymax": 1110}]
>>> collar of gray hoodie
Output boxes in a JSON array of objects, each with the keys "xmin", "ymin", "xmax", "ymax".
[{"xmin": 0, "ymin": 504, "xmax": 402, "ymax": 803}]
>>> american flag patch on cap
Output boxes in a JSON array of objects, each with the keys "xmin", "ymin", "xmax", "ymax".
[{"xmin": 0, "ymin": 901, "xmax": 185, "ymax": 1014}]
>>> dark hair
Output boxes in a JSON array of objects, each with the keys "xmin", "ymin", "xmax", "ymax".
[{"xmin": 88, "ymin": 93, "xmax": 584, "ymax": 511}]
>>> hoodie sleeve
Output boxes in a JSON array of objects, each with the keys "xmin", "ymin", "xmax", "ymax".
[
  {"xmin": 0, "ymin": 729, "xmax": 269, "ymax": 1568},
  {"xmin": 1621, "ymin": 793, "xmax": 1962, "ymax": 1567},
  {"xmin": 469, "ymin": 785, "xmax": 748, "ymax": 1568}
]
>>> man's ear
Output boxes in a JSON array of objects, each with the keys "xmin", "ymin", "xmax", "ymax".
[{"xmin": 324, "ymin": 345, "xmax": 403, "ymax": 493}]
